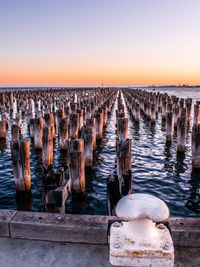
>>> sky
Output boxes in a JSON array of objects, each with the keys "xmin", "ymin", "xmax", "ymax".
[{"xmin": 0, "ymin": 0, "xmax": 200, "ymax": 87}]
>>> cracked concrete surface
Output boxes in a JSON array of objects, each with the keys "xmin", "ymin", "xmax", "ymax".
[{"xmin": 0, "ymin": 238, "xmax": 199, "ymax": 267}]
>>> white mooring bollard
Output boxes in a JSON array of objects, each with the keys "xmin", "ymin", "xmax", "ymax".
[{"xmin": 109, "ymin": 193, "xmax": 174, "ymax": 267}]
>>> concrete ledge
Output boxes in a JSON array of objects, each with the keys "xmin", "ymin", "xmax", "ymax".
[
  {"xmin": 0, "ymin": 210, "xmax": 17, "ymax": 237},
  {"xmin": 0, "ymin": 209, "xmax": 198, "ymax": 247},
  {"xmin": 169, "ymin": 217, "xmax": 200, "ymax": 247},
  {"xmin": 10, "ymin": 211, "xmax": 109, "ymax": 244}
]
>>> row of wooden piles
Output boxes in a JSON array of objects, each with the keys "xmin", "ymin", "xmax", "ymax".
[
  {"xmin": 0, "ymin": 88, "xmax": 118, "ymax": 212},
  {"xmin": 122, "ymin": 88, "xmax": 200, "ymax": 169},
  {"xmin": 107, "ymin": 91, "xmax": 132, "ymax": 215}
]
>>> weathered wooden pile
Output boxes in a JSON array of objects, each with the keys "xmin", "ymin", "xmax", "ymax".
[
  {"xmin": 0, "ymin": 88, "xmax": 117, "ymax": 212},
  {"xmin": 107, "ymin": 91, "xmax": 132, "ymax": 215},
  {"xmin": 122, "ymin": 88, "xmax": 200, "ymax": 169}
]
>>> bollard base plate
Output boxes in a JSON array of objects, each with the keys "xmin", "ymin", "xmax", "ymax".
[
  {"xmin": 109, "ymin": 221, "xmax": 174, "ymax": 267},
  {"xmin": 110, "ymin": 255, "xmax": 173, "ymax": 267}
]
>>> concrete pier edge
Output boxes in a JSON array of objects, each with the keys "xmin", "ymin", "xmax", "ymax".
[{"xmin": 0, "ymin": 209, "xmax": 199, "ymax": 247}]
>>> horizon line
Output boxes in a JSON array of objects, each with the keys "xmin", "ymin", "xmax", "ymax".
[{"xmin": 1, "ymin": 83, "xmax": 200, "ymax": 89}]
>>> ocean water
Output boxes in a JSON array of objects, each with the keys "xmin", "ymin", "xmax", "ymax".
[{"xmin": 0, "ymin": 87, "xmax": 200, "ymax": 217}]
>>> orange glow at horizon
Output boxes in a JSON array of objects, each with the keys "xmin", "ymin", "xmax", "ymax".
[{"xmin": 1, "ymin": 66, "xmax": 200, "ymax": 86}]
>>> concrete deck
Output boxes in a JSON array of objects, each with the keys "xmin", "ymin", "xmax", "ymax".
[
  {"xmin": 0, "ymin": 237, "xmax": 199, "ymax": 267},
  {"xmin": 1, "ymin": 210, "xmax": 200, "ymax": 266}
]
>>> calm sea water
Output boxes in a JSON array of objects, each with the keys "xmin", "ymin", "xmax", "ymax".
[{"xmin": 0, "ymin": 87, "xmax": 200, "ymax": 217}]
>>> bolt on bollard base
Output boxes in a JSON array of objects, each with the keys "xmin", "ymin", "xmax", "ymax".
[{"xmin": 110, "ymin": 221, "xmax": 174, "ymax": 267}]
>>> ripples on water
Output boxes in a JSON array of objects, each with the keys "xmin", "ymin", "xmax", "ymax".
[
  {"xmin": 0, "ymin": 87, "xmax": 200, "ymax": 217},
  {"xmin": 129, "ymin": 88, "xmax": 200, "ymax": 217}
]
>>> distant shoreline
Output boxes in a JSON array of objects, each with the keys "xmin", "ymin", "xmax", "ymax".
[{"xmin": 0, "ymin": 85, "xmax": 200, "ymax": 90}]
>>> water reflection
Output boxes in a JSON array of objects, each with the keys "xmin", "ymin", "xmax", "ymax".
[
  {"xmin": 186, "ymin": 169, "xmax": 200, "ymax": 214},
  {"xmin": 175, "ymin": 152, "xmax": 186, "ymax": 175},
  {"xmin": 161, "ymin": 120, "xmax": 166, "ymax": 132},
  {"xmin": 59, "ymin": 149, "xmax": 68, "ymax": 170},
  {"xmin": 0, "ymin": 139, "xmax": 7, "ymax": 152},
  {"xmin": 164, "ymin": 142, "xmax": 172, "ymax": 160},
  {"xmin": 16, "ymin": 191, "xmax": 32, "ymax": 211},
  {"xmin": 149, "ymin": 122, "xmax": 156, "ymax": 139}
]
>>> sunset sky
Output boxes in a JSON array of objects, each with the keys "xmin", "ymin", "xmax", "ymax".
[{"xmin": 0, "ymin": 0, "xmax": 200, "ymax": 86}]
